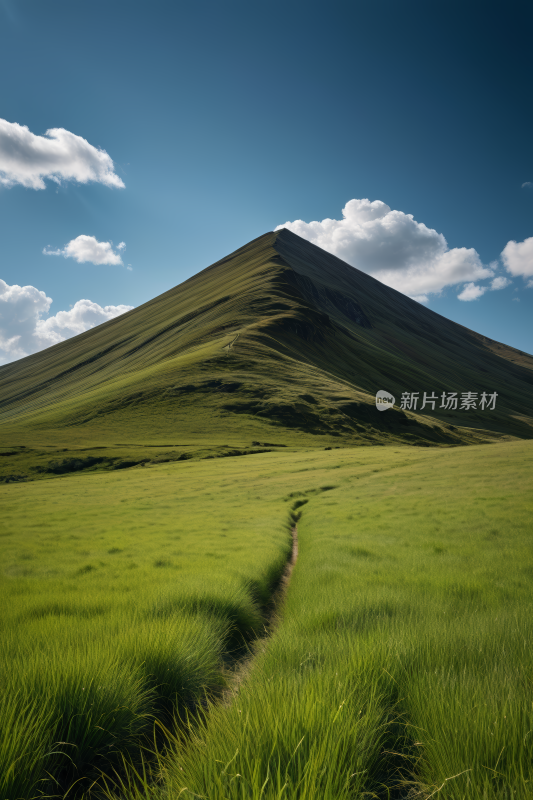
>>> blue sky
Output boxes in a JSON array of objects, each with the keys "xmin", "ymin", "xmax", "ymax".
[{"xmin": 1, "ymin": 0, "xmax": 532, "ymax": 364}]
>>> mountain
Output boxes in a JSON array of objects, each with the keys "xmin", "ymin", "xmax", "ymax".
[{"xmin": 1, "ymin": 229, "xmax": 532, "ymax": 480}]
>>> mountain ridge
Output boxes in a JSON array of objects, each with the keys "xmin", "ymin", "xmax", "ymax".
[{"xmin": 1, "ymin": 228, "xmax": 532, "ymax": 482}]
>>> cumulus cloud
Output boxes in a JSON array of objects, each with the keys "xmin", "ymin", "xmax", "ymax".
[
  {"xmin": 39, "ymin": 299, "xmax": 133, "ymax": 338},
  {"xmin": 43, "ymin": 235, "xmax": 124, "ymax": 265},
  {"xmin": 457, "ymin": 283, "xmax": 487, "ymax": 301},
  {"xmin": 276, "ymin": 199, "xmax": 493, "ymax": 299},
  {"xmin": 0, "ymin": 279, "xmax": 53, "ymax": 362},
  {"xmin": 501, "ymin": 236, "xmax": 533, "ymax": 285},
  {"xmin": 457, "ymin": 274, "xmax": 510, "ymax": 300},
  {"xmin": 0, "ymin": 118, "xmax": 124, "ymax": 190},
  {"xmin": 0, "ymin": 278, "xmax": 132, "ymax": 365},
  {"xmin": 490, "ymin": 276, "xmax": 511, "ymax": 290}
]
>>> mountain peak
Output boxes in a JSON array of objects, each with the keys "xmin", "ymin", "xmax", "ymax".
[{"xmin": 1, "ymin": 230, "xmax": 532, "ymax": 474}]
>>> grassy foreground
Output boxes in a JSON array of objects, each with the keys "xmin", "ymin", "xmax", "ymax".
[
  {"xmin": 1, "ymin": 441, "xmax": 532, "ymax": 798},
  {"xmin": 0, "ymin": 455, "xmax": 295, "ymax": 798},
  {"xmin": 110, "ymin": 441, "xmax": 533, "ymax": 800}
]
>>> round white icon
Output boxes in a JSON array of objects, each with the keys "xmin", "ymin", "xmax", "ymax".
[{"xmin": 375, "ymin": 390, "xmax": 395, "ymax": 411}]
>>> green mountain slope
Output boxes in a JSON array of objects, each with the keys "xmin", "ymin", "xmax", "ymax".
[{"xmin": 1, "ymin": 229, "xmax": 532, "ymax": 479}]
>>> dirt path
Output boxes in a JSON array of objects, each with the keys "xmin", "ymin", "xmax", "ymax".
[
  {"xmin": 221, "ymin": 524, "xmax": 298, "ymax": 702},
  {"xmin": 273, "ymin": 523, "xmax": 298, "ymax": 612}
]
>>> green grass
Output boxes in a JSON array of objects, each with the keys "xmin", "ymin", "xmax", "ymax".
[
  {"xmin": 2, "ymin": 442, "xmax": 533, "ymax": 798},
  {"xmin": 111, "ymin": 440, "xmax": 533, "ymax": 800},
  {"xmin": 0, "ymin": 454, "xmax": 295, "ymax": 798}
]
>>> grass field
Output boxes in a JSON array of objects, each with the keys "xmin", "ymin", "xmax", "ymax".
[
  {"xmin": 2, "ymin": 218, "xmax": 533, "ymax": 800},
  {"xmin": 0, "ymin": 455, "xmax": 295, "ymax": 798},
  {"xmin": 1, "ymin": 440, "xmax": 533, "ymax": 799}
]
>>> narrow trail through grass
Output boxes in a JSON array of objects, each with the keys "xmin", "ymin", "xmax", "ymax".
[
  {"xmin": 2, "ymin": 442, "xmax": 532, "ymax": 799},
  {"xmin": 99, "ymin": 519, "xmax": 301, "ymax": 800},
  {"xmin": 106, "ymin": 441, "xmax": 533, "ymax": 800},
  {"xmin": 218, "ymin": 522, "xmax": 299, "ymax": 714},
  {"xmin": 0, "ymin": 455, "xmax": 298, "ymax": 799}
]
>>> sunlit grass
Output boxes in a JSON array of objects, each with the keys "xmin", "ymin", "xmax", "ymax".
[
  {"xmin": 134, "ymin": 440, "xmax": 533, "ymax": 800},
  {"xmin": 2, "ymin": 441, "xmax": 533, "ymax": 798},
  {"xmin": 0, "ymin": 453, "xmax": 295, "ymax": 798}
]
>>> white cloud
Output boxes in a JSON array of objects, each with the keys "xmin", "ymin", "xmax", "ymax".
[
  {"xmin": 276, "ymin": 199, "xmax": 493, "ymax": 299},
  {"xmin": 0, "ymin": 278, "xmax": 132, "ymax": 365},
  {"xmin": 522, "ymin": 182, "xmax": 532, "ymax": 189},
  {"xmin": 39, "ymin": 299, "xmax": 133, "ymax": 338},
  {"xmin": 0, "ymin": 118, "xmax": 124, "ymax": 190},
  {"xmin": 490, "ymin": 276, "xmax": 511, "ymax": 290},
  {"xmin": 0, "ymin": 279, "xmax": 53, "ymax": 362},
  {"xmin": 117, "ymin": 242, "xmax": 126, "ymax": 251},
  {"xmin": 501, "ymin": 236, "xmax": 533, "ymax": 282},
  {"xmin": 43, "ymin": 235, "xmax": 124, "ymax": 265},
  {"xmin": 457, "ymin": 283, "xmax": 487, "ymax": 301}
]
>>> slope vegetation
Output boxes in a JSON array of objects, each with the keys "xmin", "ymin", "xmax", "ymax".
[{"xmin": 1, "ymin": 230, "xmax": 532, "ymax": 480}]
